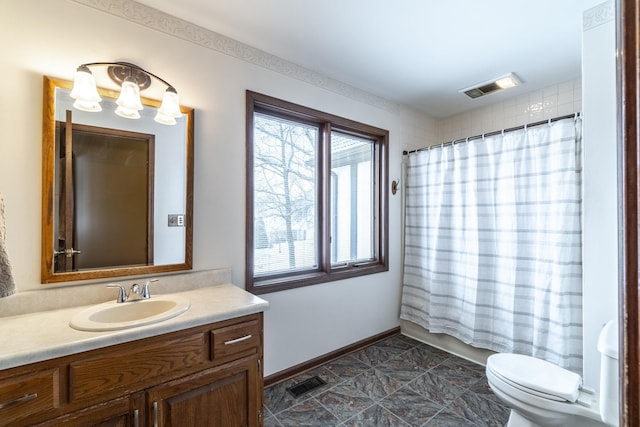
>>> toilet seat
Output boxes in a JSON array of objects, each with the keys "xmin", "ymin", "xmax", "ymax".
[
  {"xmin": 486, "ymin": 367, "xmax": 602, "ymax": 424},
  {"xmin": 486, "ymin": 354, "xmax": 582, "ymax": 403},
  {"xmin": 489, "ymin": 365, "xmax": 568, "ymax": 402}
]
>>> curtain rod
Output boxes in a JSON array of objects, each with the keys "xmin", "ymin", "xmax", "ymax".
[{"xmin": 402, "ymin": 112, "xmax": 581, "ymax": 155}]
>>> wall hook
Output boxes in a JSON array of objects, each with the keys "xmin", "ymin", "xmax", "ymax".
[{"xmin": 391, "ymin": 179, "xmax": 400, "ymax": 195}]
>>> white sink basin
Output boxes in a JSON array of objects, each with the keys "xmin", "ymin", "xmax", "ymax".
[{"xmin": 69, "ymin": 295, "xmax": 191, "ymax": 331}]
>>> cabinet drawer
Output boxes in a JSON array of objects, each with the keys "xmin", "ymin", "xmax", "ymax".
[
  {"xmin": 0, "ymin": 368, "xmax": 60, "ymax": 425},
  {"xmin": 211, "ymin": 319, "xmax": 260, "ymax": 362},
  {"xmin": 70, "ymin": 332, "xmax": 206, "ymax": 403}
]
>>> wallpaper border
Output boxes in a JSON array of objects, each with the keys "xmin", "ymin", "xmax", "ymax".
[{"xmin": 583, "ymin": 0, "xmax": 615, "ymax": 31}]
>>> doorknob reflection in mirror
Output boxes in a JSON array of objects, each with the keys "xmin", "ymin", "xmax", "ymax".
[
  {"xmin": 53, "ymin": 248, "xmax": 81, "ymax": 258},
  {"xmin": 71, "ymin": 62, "xmax": 182, "ymax": 125}
]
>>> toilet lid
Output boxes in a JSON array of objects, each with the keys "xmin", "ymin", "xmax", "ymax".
[{"xmin": 487, "ymin": 353, "xmax": 582, "ymax": 402}]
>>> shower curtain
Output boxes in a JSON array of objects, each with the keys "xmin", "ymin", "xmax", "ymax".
[{"xmin": 400, "ymin": 116, "xmax": 583, "ymax": 373}]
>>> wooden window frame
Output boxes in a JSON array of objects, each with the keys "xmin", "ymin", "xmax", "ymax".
[{"xmin": 245, "ymin": 91, "xmax": 389, "ymax": 294}]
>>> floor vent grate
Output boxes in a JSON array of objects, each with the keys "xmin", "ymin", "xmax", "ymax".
[{"xmin": 286, "ymin": 376, "xmax": 327, "ymax": 398}]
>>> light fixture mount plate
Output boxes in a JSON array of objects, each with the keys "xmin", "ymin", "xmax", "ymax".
[{"xmin": 107, "ymin": 62, "xmax": 152, "ymax": 90}]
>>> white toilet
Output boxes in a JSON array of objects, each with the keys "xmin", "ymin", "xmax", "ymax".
[{"xmin": 486, "ymin": 320, "xmax": 619, "ymax": 427}]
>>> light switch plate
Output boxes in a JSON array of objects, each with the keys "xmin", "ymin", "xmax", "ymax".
[{"xmin": 168, "ymin": 214, "xmax": 185, "ymax": 227}]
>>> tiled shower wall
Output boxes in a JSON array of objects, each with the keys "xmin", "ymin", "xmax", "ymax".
[
  {"xmin": 399, "ymin": 105, "xmax": 439, "ymax": 153},
  {"xmin": 437, "ymin": 78, "xmax": 582, "ymax": 143}
]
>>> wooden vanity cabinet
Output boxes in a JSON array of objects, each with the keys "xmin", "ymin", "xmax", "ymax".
[
  {"xmin": 0, "ymin": 313, "xmax": 263, "ymax": 427},
  {"xmin": 147, "ymin": 355, "xmax": 260, "ymax": 426}
]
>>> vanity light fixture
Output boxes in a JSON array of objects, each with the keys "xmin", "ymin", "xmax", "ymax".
[
  {"xmin": 70, "ymin": 62, "xmax": 182, "ymax": 125},
  {"xmin": 459, "ymin": 72, "xmax": 522, "ymax": 99}
]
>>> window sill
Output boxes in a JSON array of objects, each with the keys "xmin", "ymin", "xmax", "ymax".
[{"xmin": 248, "ymin": 263, "xmax": 389, "ymax": 295}]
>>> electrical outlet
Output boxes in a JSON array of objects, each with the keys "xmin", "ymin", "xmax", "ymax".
[{"xmin": 168, "ymin": 214, "xmax": 185, "ymax": 227}]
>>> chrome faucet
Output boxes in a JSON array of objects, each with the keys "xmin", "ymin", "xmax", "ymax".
[{"xmin": 107, "ymin": 279, "xmax": 158, "ymax": 303}]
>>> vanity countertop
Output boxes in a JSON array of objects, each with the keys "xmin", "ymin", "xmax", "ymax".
[{"xmin": 0, "ymin": 283, "xmax": 268, "ymax": 370}]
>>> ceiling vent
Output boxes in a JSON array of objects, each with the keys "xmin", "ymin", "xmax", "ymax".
[{"xmin": 459, "ymin": 73, "xmax": 521, "ymax": 99}]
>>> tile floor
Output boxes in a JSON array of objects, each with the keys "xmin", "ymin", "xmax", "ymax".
[{"xmin": 263, "ymin": 334, "xmax": 510, "ymax": 427}]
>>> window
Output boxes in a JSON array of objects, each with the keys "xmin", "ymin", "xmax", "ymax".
[{"xmin": 246, "ymin": 91, "xmax": 389, "ymax": 294}]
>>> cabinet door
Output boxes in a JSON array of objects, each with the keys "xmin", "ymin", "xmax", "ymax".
[
  {"xmin": 32, "ymin": 393, "xmax": 144, "ymax": 427},
  {"xmin": 147, "ymin": 356, "xmax": 261, "ymax": 427}
]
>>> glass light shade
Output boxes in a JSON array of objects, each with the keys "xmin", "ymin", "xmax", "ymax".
[
  {"xmin": 116, "ymin": 78, "xmax": 144, "ymax": 111},
  {"xmin": 154, "ymin": 111, "xmax": 177, "ymax": 125},
  {"xmin": 154, "ymin": 88, "xmax": 181, "ymax": 125},
  {"xmin": 73, "ymin": 99, "xmax": 102, "ymax": 112},
  {"xmin": 70, "ymin": 66, "xmax": 102, "ymax": 109},
  {"xmin": 115, "ymin": 105, "xmax": 141, "ymax": 119},
  {"xmin": 159, "ymin": 88, "xmax": 182, "ymax": 117}
]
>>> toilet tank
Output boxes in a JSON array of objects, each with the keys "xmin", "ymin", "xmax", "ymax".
[{"xmin": 597, "ymin": 320, "xmax": 619, "ymax": 426}]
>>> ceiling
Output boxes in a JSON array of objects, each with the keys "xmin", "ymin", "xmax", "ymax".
[{"xmin": 136, "ymin": 0, "xmax": 604, "ymax": 118}]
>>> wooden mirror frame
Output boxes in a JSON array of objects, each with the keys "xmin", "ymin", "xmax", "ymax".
[{"xmin": 41, "ymin": 76, "xmax": 194, "ymax": 283}]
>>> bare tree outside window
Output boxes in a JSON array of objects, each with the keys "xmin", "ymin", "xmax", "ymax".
[{"xmin": 253, "ymin": 113, "xmax": 317, "ymax": 275}]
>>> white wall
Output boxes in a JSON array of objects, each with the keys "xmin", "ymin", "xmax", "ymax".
[
  {"xmin": 581, "ymin": 0, "xmax": 618, "ymax": 389},
  {"xmin": 0, "ymin": 0, "xmax": 435, "ymax": 376}
]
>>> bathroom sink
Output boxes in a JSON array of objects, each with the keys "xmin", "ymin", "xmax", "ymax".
[{"xmin": 69, "ymin": 295, "xmax": 191, "ymax": 331}]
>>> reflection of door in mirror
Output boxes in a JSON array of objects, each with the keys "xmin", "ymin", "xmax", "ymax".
[{"xmin": 54, "ymin": 111, "xmax": 154, "ymax": 273}]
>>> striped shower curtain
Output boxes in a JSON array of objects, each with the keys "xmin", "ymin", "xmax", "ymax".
[{"xmin": 400, "ymin": 116, "xmax": 583, "ymax": 373}]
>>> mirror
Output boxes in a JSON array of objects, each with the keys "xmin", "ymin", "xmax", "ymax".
[{"xmin": 41, "ymin": 76, "xmax": 194, "ymax": 283}]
